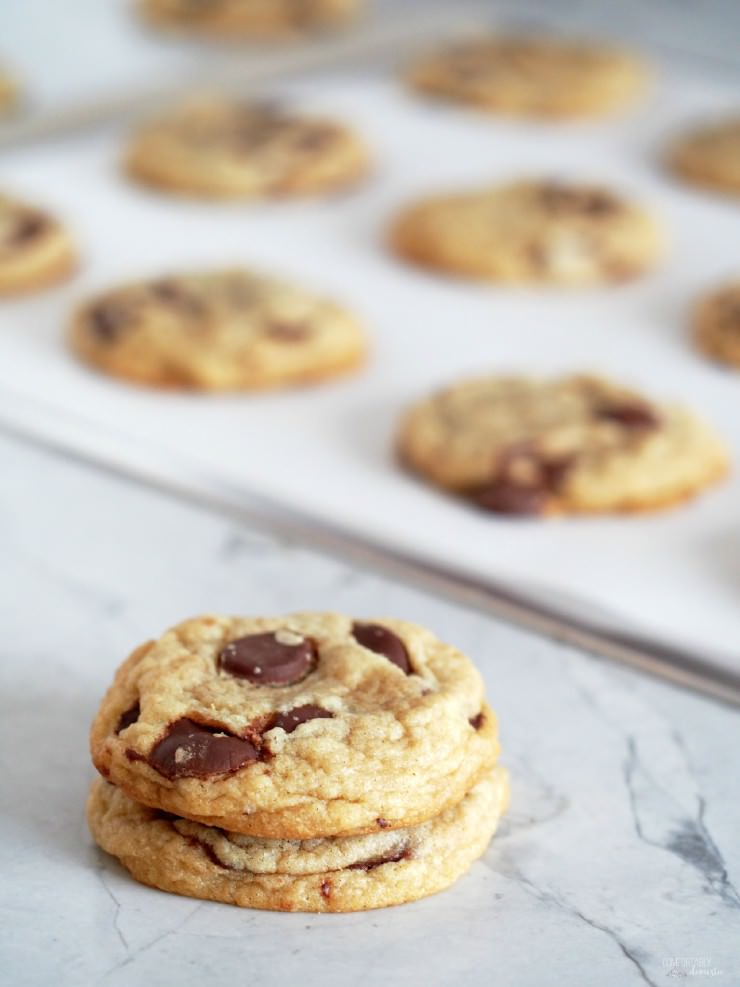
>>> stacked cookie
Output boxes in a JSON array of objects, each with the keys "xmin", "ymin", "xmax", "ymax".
[{"xmin": 87, "ymin": 613, "xmax": 508, "ymax": 912}]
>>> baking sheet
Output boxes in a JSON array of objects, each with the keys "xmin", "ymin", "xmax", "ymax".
[{"xmin": 1, "ymin": 69, "xmax": 739, "ymax": 669}]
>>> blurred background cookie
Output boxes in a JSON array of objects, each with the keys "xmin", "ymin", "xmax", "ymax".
[
  {"xmin": 69, "ymin": 268, "xmax": 366, "ymax": 390},
  {"xmin": 397, "ymin": 373, "xmax": 728, "ymax": 516},
  {"xmin": 667, "ymin": 117, "xmax": 740, "ymax": 196},
  {"xmin": 137, "ymin": 0, "xmax": 361, "ymax": 39},
  {"xmin": 693, "ymin": 279, "xmax": 740, "ymax": 367},
  {"xmin": 407, "ymin": 36, "xmax": 647, "ymax": 119},
  {"xmin": 0, "ymin": 195, "xmax": 76, "ymax": 296},
  {"xmin": 0, "ymin": 67, "xmax": 17, "ymax": 114},
  {"xmin": 124, "ymin": 96, "xmax": 370, "ymax": 199},
  {"xmin": 390, "ymin": 180, "xmax": 663, "ymax": 285}
]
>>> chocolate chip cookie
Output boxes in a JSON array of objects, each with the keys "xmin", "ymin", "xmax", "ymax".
[
  {"xmin": 667, "ymin": 117, "xmax": 740, "ymax": 197},
  {"xmin": 87, "ymin": 765, "xmax": 508, "ymax": 912},
  {"xmin": 68, "ymin": 269, "xmax": 366, "ymax": 390},
  {"xmin": 398, "ymin": 374, "xmax": 729, "ymax": 516},
  {"xmin": 407, "ymin": 36, "xmax": 646, "ymax": 119},
  {"xmin": 390, "ymin": 180, "xmax": 663, "ymax": 285},
  {"xmin": 0, "ymin": 195, "xmax": 76, "ymax": 296},
  {"xmin": 124, "ymin": 97, "xmax": 370, "ymax": 199},
  {"xmin": 137, "ymin": 0, "xmax": 360, "ymax": 38},
  {"xmin": 693, "ymin": 280, "xmax": 740, "ymax": 367},
  {"xmin": 90, "ymin": 614, "xmax": 499, "ymax": 838}
]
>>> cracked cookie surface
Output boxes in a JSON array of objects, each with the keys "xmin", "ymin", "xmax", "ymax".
[
  {"xmin": 398, "ymin": 374, "xmax": 729, "ymax": 516},
  {"xmin": 668, "ymin": 118, "xmax": 740, "ymax": 197},
  {"xmin": 124, "ymin": 97, "xmax": 369, "ymax": 199},
  {"xmin": 138, "ymin": 0, "xmax": 360, "ymax": 38},
  {"xmin": 0, "ymin": 195, "xmax": 76, "ymax": 296},
  {"xmin": 407, "ymin": 36, "xmax": 646, "ymax": 119},
  {"xmin": 693, "ymin": 280, "xmax": 740, "ymax": 368},
  {"xmin": 87, "ymin": 766, "xmax": 508, "ymax": 911},
  {"xmin": 390, "ymin": 180, "xmax": 663, "ymax": 285},
  {"xmin": 68, "ymin": 268, "xmax": 366, "ymax": 390},
  {"xmin": 90, "ymin": 613, "xmax": 499, "ymax": 838}
]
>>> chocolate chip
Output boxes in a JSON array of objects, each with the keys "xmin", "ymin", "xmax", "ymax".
[
  {"xmin": 347, "ymin": 846, "xmax": 411, "ymax": 871},
  {"xmin": 474, "ymin": 482, "xmax": 550, "ymax": 516},
  {"xmin": 320, "ymin": 879, "xmax": 332, "ymax": 899},
  {"xmin": 266, "ymin": 322, "xmax": 309, "ymax": 343},
  {"xmin": 580, "ymin": 192, "xmax": 619, "ymax": 216},
  {"xmin": 293, "ymin": 125, "xmax": 335, "ymax": 152},
  {"xmin": 149, "ymin": 279, "xmax": 204, "ymax": 317},
  {"xmin": 219, "ymin": 630, "xmax": 317, "ymax": 686},
  {"xmin": 596, "ymin": 403, "xmax": 659, "ymax": 429},
  {"xmin": 9, "ymin": 213, "xmax": 48, "ymax": 245},
  {"xmin": 352, "ymin": 623, "xmax": 412, "ymax": 675},
  {"xmin": 469, "ymin": 711, "xmax": 485, "ymax": 730},
  {"xmin": 376, "ymin": 817, "xmax": 391, "ymax": 829},
  {"xmin": 146, "ymin": 718, "xmax": 259, "ymax": 780},
  {"xmin": 187, "ymin": 836, "xmax": 231, "ymax": 870},
  {"xmin": 472, "ymin": 446, "xmax": 574, "ymax": 516},
  {"xmin": 233, "ymin": 109, "xmax": 287, "ymax": 149},
  {"xmin": 116, "ymin": 702, "xmax": 140, "ymax": 734},
  {"xmin": 271, "ymin": 704, "xmax": 333, "ymax": 734},
  {"xmin": 88, "ymin": 302, "xmax": 129, "ymax": 343},
  {"xmin": 540, "ymin": 184, "xmax": 618, "ymax": 216}
]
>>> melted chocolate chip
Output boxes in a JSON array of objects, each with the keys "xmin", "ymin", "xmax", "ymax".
[
  {"xmin": 540, "ymin": 184, "xmax": 618, "ymax": 216},
  {"xmin": 266, "ymin": 322, "xmax": 309, "ymax": 343},
  {"xmin": 233, "ymin": 109, "xmax": 288, "ymax": 149},
  {"xmin": 469, "ymin": 711, "xmax": 485, "ymax": 731},
  {"xmin": 219, "ymin": 630, "xmax": 317, "ymax": 686},
  {"xmin": 320, "ymin": 879, "xmax": 332, "ymax": 899},
  {"xmin": 187, "ymin": 836, "xmax": 231, "ymax": 870},
  {"xmin": 146, "ymin": 718, "xmax": 259, "ymax": 780},
  {"xmin": 149, "ymin": 279, "xmax": 181, "ymax": 302},
  {"xmin": 347, "ymin": 846, "xmax": 411, "ymax": 872},
  {"xmin": 473, "ymin": 446, "xmax": 573, "ymax": 516},
  {"xmin": 474, "ymin": 482, "xmax": 550, "ymax": 516},
  {"xmin": 596, "ymin": 403, "xmax": 659, "ymax": 429},
  {"xmin": 351, "ymin": 623, "xmax": 412, "ymax": 675},
  {"xmin": 9, "ymin": 213, "xmax": 48, "ymax": 245},
  {"xmin": 116, "ymin": 702, "xmax": 140, "ymax": 734},
  {"xmin": 293, "ymin": 125, "xmax": 335, "ymax": 152},
  {"xmin": 271, "ymin": 704, "xmax": 333, "ymax": 734},
  {"xmin": 89, "ymin": 302, "xmax": 129, "ymax": 343}
]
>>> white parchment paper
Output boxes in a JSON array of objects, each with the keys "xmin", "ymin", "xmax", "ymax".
[{"xmin": 1, "ymin": 71, "xmax": 738, "ymax": 667}]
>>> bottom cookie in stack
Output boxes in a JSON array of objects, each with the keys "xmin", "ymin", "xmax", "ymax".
[
  {"xmin": 87, "ymin": 765, "xmax": 508, "ymax": 913},
  {"xmin": 87, "ymin": 612, "xmax": 508, "ymax": 911}
]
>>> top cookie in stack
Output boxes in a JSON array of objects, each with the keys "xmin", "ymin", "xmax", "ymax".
[{"xmin": 87, "ymin": 612, "xmax": 507, "ymax": 911}]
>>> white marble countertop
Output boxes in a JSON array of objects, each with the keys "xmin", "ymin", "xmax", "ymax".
[{"xmin": 1, "ymin": 427, "xmax": 739, "ymax": 986}]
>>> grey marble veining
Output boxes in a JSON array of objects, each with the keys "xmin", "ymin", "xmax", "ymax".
[{"xmin": 1, "ymin": 429, "xmax": 738, "ymax": 987}]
